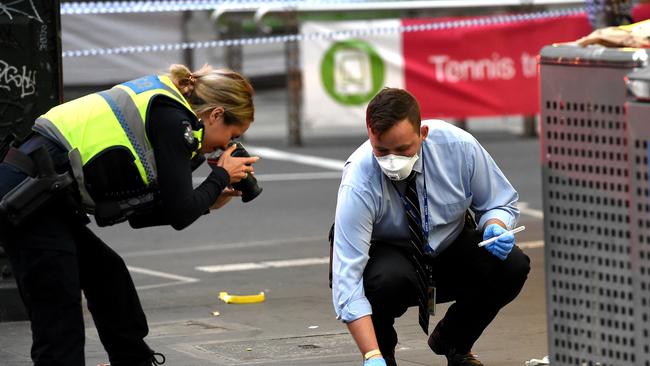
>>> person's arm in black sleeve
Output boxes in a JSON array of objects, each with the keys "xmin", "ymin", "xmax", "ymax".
[{"xmin": 140, "ymin": 97, "xmax": 229, "ymax": 230}]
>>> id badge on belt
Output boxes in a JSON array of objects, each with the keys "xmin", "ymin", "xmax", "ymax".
[{"xmin": 426, "ymin": 267, "xmax": 436, "ymax": 315}]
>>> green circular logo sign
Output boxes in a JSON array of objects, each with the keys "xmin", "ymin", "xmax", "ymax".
[{"xmin": 321, "ymin": 39, "xmax": 385, "ymax": 106}]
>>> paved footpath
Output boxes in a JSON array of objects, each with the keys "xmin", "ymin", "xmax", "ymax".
[{"xmin": 0, "ymin": 88, "xmax": 548, "ymax": 366}]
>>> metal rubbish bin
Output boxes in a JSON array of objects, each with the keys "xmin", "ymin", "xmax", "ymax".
[
  {"xmin": 623, "ymin": 67, "xmax": 650, "ymax": 366},
  {"xmin": 540, "ymin": 44, "xmax": 650, "ymax": 366}
]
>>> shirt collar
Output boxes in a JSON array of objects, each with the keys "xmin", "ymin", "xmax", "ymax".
[{"xmin": 412, "ymin": 144, "xmax": 424, "ymax": 174}]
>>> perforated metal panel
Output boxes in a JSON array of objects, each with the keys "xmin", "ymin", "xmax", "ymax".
[
  {"xmin": 540, "ymin": 45, "xmax": 650, "ymax": 366},
  {"xmin": 625, "ymin": 101, "xmax": 650, "ymax": 366}
]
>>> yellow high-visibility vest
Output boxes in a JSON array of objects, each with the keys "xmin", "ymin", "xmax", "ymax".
[{"xmin": 34, "ymin": 75, "xmax": 202, "ymax": 209}]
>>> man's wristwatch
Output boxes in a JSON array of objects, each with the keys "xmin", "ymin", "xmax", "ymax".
[{"xmin": 364, "ymin": 349, "xmax": 382, "ymax": 360}]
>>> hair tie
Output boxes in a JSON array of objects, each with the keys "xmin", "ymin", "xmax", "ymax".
[{"xmin": 179, "ymin": 73, "xmax": 196, "ymax": 98}]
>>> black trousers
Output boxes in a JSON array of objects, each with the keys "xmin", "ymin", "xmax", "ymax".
[
  {"xmin": 363, "ymin": 226, "xmax": 530, "ymax": 360},
  {"xmin": 0, "ymin": 163, "xmax": 153, "ymax": 366}
]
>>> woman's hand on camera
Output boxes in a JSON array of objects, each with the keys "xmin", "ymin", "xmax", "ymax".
[
  {"xmin": 210, "ymin": 187, "xmax": 241, "ymax": 210},
  {"xmin": 216, "ymin": 144, "xmax": 259, "ymax": 184}
]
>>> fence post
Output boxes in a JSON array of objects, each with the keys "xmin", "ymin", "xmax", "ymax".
[
  {"xmin": 181, "ymin": 10, "xmax": 194, "ymax": 69},
  {"xmin": 224, "ymin": 18, "xmax": 244, "ymax": 73},
  {"xmin": 522, "ymin": 115, "xmax": 537, "ymax": 137},
  {"xmin": 285, "ymin": 10, "xmax": 302, "ymax": 146}
]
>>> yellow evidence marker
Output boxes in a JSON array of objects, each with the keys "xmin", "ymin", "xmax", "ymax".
[{"xmin": 218, "ymin": 291, "xmax": 265, "ymax": 304}]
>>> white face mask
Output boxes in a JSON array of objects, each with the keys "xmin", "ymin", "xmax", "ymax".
[{"xmin": 375, "ymin": 154, "xmax": 419, "ymax": 181}]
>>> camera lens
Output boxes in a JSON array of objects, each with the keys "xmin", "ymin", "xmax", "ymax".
[{"xmin": 230, "ymin": 143, "xmax": 263, "ymax": 202}]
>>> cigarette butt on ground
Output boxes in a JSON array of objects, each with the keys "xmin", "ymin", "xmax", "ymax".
[{"xmin": 218, "ymin": 291, "xmax": 265, "ymax": 304}]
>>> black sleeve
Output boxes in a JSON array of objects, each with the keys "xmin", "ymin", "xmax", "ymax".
[{"xmin": 138, "ymin": 97, "xmax": 230, "ymax": 230}]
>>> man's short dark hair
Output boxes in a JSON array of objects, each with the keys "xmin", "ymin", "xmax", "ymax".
[{"xmin": 365, "ymin": 88, "xmax": 421, "ymax": 136}]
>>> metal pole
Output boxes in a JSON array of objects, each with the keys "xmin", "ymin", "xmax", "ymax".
[
  {"xmin": 181, "ymin": 10, "xmax": 194, "ymax": 69},
  {"xmin": 213, "ymin": 13, "xmax": 245, "ymax": 139},
  {"xmin": 522, "ymin": 115, "xmax": 537, "ymax": 137},
  {"xmin": 224, "ymin": 18, "xmax": 244, "ymax": 72},
  {"xmin": 285, "ymin": 11, "xmax": 302, "ymax": 146}
]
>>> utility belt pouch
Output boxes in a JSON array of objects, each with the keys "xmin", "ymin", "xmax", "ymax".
[
  {"xmin": 0, "ymin": 146, "xmax": 74, "ymax": 226},
  {"xmin": 94, "ymin": 192, "xmax": 157, "ymax": 227}
]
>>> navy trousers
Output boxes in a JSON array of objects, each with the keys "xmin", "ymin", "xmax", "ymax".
[
  {"xmin": 363, "ymin": 226, "xmax": 531, "ymax": 363},
  {"xmin": 0, "ymin": 161, "xmax": 153, "ymax": 366}
]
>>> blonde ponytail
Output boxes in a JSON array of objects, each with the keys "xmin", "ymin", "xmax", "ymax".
[
  {"xmin": 168, "ymin": 64, "xmax": 195, "ymax": 98},
  {"xmin": 168, "ymin": 64, "xmax": 254, "ymax": 126}
]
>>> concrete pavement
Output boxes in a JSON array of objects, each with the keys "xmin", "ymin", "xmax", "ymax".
[{"xmin": 0, "ymin": 87, "xmax": 547, "ymax": 366}]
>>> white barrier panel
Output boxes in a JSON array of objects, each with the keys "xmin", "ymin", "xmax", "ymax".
[
  {"xmin": 301, "ymin": 20, "xmax": 403, "ymax": 129},
  {"xmin": 300, "ymin": 12, "xmax": 593, "ymax": 128},
  {"xmin": 61, "ymin": 12, "xmax": 286, "ymax": 86},
  {"xmin": 62, "ymin": 12, "xmax": 184, "ymax": 85}
]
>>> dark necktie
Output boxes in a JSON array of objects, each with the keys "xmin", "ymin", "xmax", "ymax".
[{"xmin": 402, "ymin": 173, "xmax": 431, "ymax": 334}]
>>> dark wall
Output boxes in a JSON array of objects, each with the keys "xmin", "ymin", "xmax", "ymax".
[{"xmin": 0, "ymin": 0, "xmax": 62, "ymax": 141}]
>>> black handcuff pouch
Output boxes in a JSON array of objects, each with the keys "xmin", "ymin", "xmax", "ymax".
[
  {"xmin": 0, "ymin": 146, "xmax": 74, "ymax": 226},
  {"xmin": 94, "ymin": 191, "xmax": 158, "ymax": 227}
]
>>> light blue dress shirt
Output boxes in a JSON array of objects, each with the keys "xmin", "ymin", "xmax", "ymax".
[{"xmin": 332, "ymin": 120, "xmax": 519, "ymax": 323}]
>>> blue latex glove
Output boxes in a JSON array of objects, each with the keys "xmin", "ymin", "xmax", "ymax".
[
  {"xmin": 364, "ymin": 357, "xmax": 387, "ymax": 366},
  {"xmin": 483, "ymin": 224, "xmax": 515, "ymax": 260}
]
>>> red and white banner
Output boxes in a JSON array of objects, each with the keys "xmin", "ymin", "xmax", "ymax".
[
  {"xmin": 403, "ymin": 15, "xmax": 591, "ymax": 118},
  {"xmin": 301, "ymin": 11, "xmax": 600, "ymax": 128}
]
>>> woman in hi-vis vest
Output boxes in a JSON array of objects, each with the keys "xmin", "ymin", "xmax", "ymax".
[{"xmin": 0, "ymin": 64, "xmax": 259, "ymax": 366}]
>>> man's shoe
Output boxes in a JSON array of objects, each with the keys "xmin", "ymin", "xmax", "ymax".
[
  {"xmin": 444, "ymin": 352, "xmax": 484, "ymax": 366},
  {"xmin": 428, "ymin": 331, "xmax": 484, "ymax": 366}
]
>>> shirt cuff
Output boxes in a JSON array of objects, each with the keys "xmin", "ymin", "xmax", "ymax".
[
  {"xmin": 208, "ymin": 165, "xmax": 230, "ymax": 186},
  {"xmin": 478, "ymin": 209, "xmax": 517, "ymax": 230},
  {"xmin": 338, "ymin": 297, "xmax": 373, "ymax": 323}
]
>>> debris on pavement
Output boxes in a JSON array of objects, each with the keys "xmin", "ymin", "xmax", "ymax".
[{"xmin": 525, "ymin": 355, "xmax": 550, "ymax": 365}]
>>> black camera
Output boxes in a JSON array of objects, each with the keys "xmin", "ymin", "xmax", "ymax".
[
  {"xmin": 209, "ymin": 142, "xmax": 262, "ymax": 203},
  {"xmin": 230, "ymin": 142, "xmax": 263, "ymax": 202}
]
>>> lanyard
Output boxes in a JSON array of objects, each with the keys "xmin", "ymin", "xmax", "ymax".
[{"xmin": 392, "ymin": 154, "xmax": 431, "ymax": 251}]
